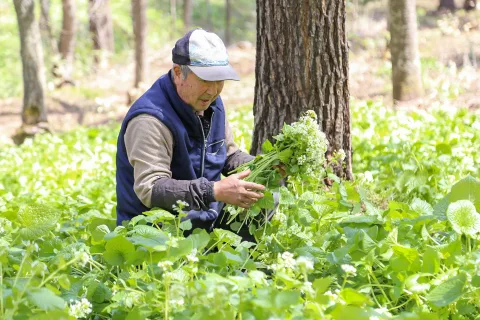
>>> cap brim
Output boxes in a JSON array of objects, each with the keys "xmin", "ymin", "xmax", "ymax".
[{"xmin": 188, "ymin": 64, "xmax": 240, "ymax": 81}]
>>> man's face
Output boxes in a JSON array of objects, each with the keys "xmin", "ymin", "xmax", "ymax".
[{"xmin": 173, "ymin": 66, "xmax": 225, "ymax": 112}]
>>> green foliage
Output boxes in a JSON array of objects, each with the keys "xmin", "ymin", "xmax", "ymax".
[{"xmin": 1, "ymin": 102, "xmax": 480, "ymax": 318}]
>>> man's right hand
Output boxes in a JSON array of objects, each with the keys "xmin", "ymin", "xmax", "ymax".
[{"xmin": 213, "ymin": 169, "xmax": 265, "ymax": 208}]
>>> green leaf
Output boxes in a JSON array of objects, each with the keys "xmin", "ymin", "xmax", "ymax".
[
  {"xmin": 17, "ymin": 204, "xmax": 60, "ymax": 240},
  {"xmin": 213, "ymin": 228, "xmax": 242, "ymax": 247},
  {"xmin": 27, "ymin": 288, "xmax": 66, "ymax": 311},
  {"xmin": 339, "ymin": 288, "xmax": 372, "ymax": 306},
  {"xmin": 179, "ymin": 219, "xmax": 192, "ymax": 231},
  {"xmin": 103, "ymin": 236, "xmax": 136, "ymax": 266},
  {"xmin": 261, "ymin": 139, "xmax": 274, "ymax": 153},
  {"xmin": 411, "ymin": 198, "xmax": 433, "ymax": 215},
  {"xmin": 450, "ymin": 175, "xmax": 480, "ymax": 212},
  {"xmin": 426, "ymin": 273, "xmax": 466, "ymax": 307},
  {"xmin": 187, "ymin": 229, "xmax": 211, "ymax": 250},
  {"xmin": 313, "ymin": 277, "xmax": 333, "ymax": 294},
  {"xmin": 274, "ymin": 291, "xmax": 300, "ymax": 309},
  {"xmin": 422, "ymin": 247, "xmax": 440, "ymax": 274},
  {"xmin": 29, "ymin": 311, "xmax": 70, "ymax": 320},
  {"xmin": 278, "ymin": 148, "xmax": 293, "ymax": 163},
  {"xmin": 446, "ymin": 200, "xmax": 480, "ymax": 236},
  {"xmin": 257, "ymin": 191, "xmax": 275, "ymax": 210},
  {"xmin": 330, "ymin": 305, "xmax": 373, "ymax": 320}
]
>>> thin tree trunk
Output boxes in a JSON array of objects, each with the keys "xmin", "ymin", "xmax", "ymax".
[
  {"xmin": 132, "ymin": 0, "xmax": 147, "ymax": 88},
  {"xmin": 59, "ymin": 0, "xmax": 77, "ymax": 80},
  {"xmin": 225, "ymin": 0, "xmax": 231, "ymax": 46},
  {"xmin": 464, "ymin": 0, "xmax": 477, "ymax": 10},
  {"xmin": 438, "ymin": 0, "xmax": 456, "ymax": 11},
  {"xmin": 184, "ymin": 0, "xmax": 192, "ymax": 32},
  {"xmin": 206, "ymin": 0, "xmax": 211, "ymax": 30},
  {"xmin": 39, "ymin": 0, "xmax": 58, "ymax": 54},
  {"xmin": 388, "ymin": 0, "xmax": 423, "ymax": 101},
  {"xmin": 251, "ymin": 0, "xmax": 353, "ymax": 180},
  {"xmin": 89, "ymin": 0, "xmax": 114, "ymax": 62},
  {"xmin": 13, "ymin": 0, "xmax": 48, "ymax": 143},
  {"xmin": 171, "ymin": 0, "xmax": 177, "ymax": 38}
]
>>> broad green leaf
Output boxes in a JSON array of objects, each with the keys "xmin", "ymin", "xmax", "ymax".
[
  {"xmin": 213, "ymin": 228, "xmax": 242, "ymax": 247},
  {"xmin": 187, "ymin": 229, "xmax": 211, "ymax": 250},
  {"xmin": 274, "ymin": 291, "xmax": 300, "ymax": 309},
  {"xmin": 340, "ymin": 288, "xmax": 372, "ymax": 306},
  {"xmin": 27, "ymin": 288, "xmax": 66, "ymax": 311},
  {"xmin": 426, "ymin": 273, "xmax": 466, "ymax": 307},
  {"xmin": 179, "ymin": 219, "xmax": 192, "ymax": 231},
  {"xmin": 261, "ymin": 139, "xmax": 274, "ymax": 153},
  {"xmin": 422, "ymin": 247, "xmax": 440, "ymax": 274},
  {"xmin": 446, "ymin": 200, "xmax": 480, "ymax": 236},
  {"xmin": 411, "ymin": 198, "xmax": 433, "ymax": 215},
  {"xmin": 17, "ymin": 204, "xmax": 60, "ymax": 240},
  {"xmin": 103, "ymin": 236, "xmax": 136, "ymax": 266},
  {"xmin": 257, "ymin": 191, "xmax": 275, "ymax": 210},
  {"xmin": 313, "ymin": 277, "xmax": 332, "ymax": 294},
  {"xmin": 29, "ymin": 311, "xmax": 70, "ymax": 320},
  {"xmin": 450, "ymin": 175, "xmax": 480, "ymax": 212},
  {"xmin": 278, "ymin": 148, "xmax": 293, "ymax": 163},
  {"xmin": 330, "ymin": 305, "xmax": 373, "ymax": 320}
]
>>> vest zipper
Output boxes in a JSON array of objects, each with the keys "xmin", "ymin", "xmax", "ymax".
[{"xmin": 196, "ymin": 111, "xmax": 214, "ymax": 177}]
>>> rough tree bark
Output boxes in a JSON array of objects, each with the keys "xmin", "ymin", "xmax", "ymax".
[
  {"xmin": 438, "ymin": 0, "xmax": 456, "ymax": 11},
  {"xmin": 58, "ymin": 0, "xmax": 77, "ymax": 80},
  {"xmin": 89, "ymin": 0, "xmax": 114, "ymax": 57},
  {"xmin": 132, "ymin": 0, "xmax": 147, "ymax": 88},
  {"xmin": 39, "ymin": 0, "xmax": 58, "ymax": 54},
  {"xmin": 388, "ymin": 0, "xmax": 423, "ymax": 101},
  {"xmin": 464, "ymin": 0, "xmax": 477, "ymax": 10},
  {"xmin": 225, "ymin": 0, "xmax": 232, "ymax": 46},
  {"xmin": 13, "ymin": 0, "xmax": 49, "ymax": 143},
  {"xmin": 251, "ymin": 0, "xmax": 353, "ymax": 180},
  {"xmin": 184, "ymin": 0, "xmax": 192, "ymax": 32}
]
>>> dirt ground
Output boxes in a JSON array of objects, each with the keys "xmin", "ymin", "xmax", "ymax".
[{"xmin": 1, "ymin": 4, "xmax": 479, "ymax": 146}]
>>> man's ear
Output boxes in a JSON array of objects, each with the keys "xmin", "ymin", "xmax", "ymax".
[{"xmin": 173, "ymin": 65, "xmax": 181, "ymax": 79}]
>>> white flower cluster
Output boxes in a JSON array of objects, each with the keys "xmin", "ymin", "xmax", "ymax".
[
  {"xmin": 68, "ymin": 298, "xmax": 92, "ymax": 319},
  {"xmin": 274, "ymin": 110, "xmax": 328, "ymax": 179},
  {"xmin": 296, "ymin": 256, "xmax": 314, "ymax": 271},
  {"xmin": 72, "ymin": 247, "xmax": 90, "ymax": 268},
  {"xmin": 268, "ymin": 252, "xmax": 314, "ymax": 274},
  {"xmin": 0, "ymin": 217, "xmax": 12, "ymax": 234},
  {"xmin": 157, "ymin": 260, "xmax": 174, "ymax": 271},
  {"xmin": 341, "ymin": 264, "xmax": 357, "ymax": 276},
  {"xmin": 186, "ymin": 249, "xmax": 199, "ymax": 263}
]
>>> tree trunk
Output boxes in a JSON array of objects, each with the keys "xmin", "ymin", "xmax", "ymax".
[
  {"xmin": 39, "ymin": 0, "xmax": 58, "ymax": 54},
  {"xmin": 132, "ymin": 0, "xmax": 147, "ymax": 88},
  {"xmin": 438, "ymin": 0, "xmax": 456, "ymax": 11},
  {"xmin": 13, "ymin": 0, "xmax": 48, "ymax": 143},
  {"xmin": 388, "ymin": 0, "xmax": 423, "ymax": 101},
  {"xmin": 184, "ymin": 0, "xmax": 192, "ymax": 32},
  {"xmin": 464, "ymin": 0, "xmax": 477, "ymax": 10},
  {"xmin": 225, "ymin": 0, "xmax": 231, "ymax": 46},
  {"xmin": 89, "ymin": 0, "xmax": 114, "ymax": 56},
  {"xmin": 170, "ymin": 0, "xmax": 177, "ymax": 38},
  {"xmin": 251, "ymin": 0, "xmax": 353, "ymax": 180},
  {"xmin": 59, "ymin": 0, "xmax": 77, "ymax": 80},
  {"xmin": 206, "ymin": 0, "xmax": 211, "ymax": 30}
]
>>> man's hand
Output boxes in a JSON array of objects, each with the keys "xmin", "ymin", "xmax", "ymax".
[{"xmin": 213, "ymin": 169, "xmax": 265, "ymax": 208}]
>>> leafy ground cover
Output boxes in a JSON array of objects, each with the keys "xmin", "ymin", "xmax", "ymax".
[{"xmin": 1, "ymin": 100, "xmax": 480, "ymax": 319}]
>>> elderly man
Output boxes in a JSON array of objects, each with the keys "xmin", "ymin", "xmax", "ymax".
[{"xmin": 116, "ymin": 29, "xmax": 265, "ymax": 236}]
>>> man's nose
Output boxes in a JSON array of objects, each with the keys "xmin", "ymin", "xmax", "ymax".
[{"xmin": 206, "ymin": 82, "xmax": 219, "ymax": 96}]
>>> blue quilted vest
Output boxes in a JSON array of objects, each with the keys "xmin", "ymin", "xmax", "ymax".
[{"xmin": 115, "ymin": 71, "xmax": 227, "ymax": 225}]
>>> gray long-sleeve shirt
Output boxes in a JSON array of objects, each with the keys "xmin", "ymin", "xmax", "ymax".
[{"xmin": 124, "ymin": 113, "xmax": 253, "ymax": 211}]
